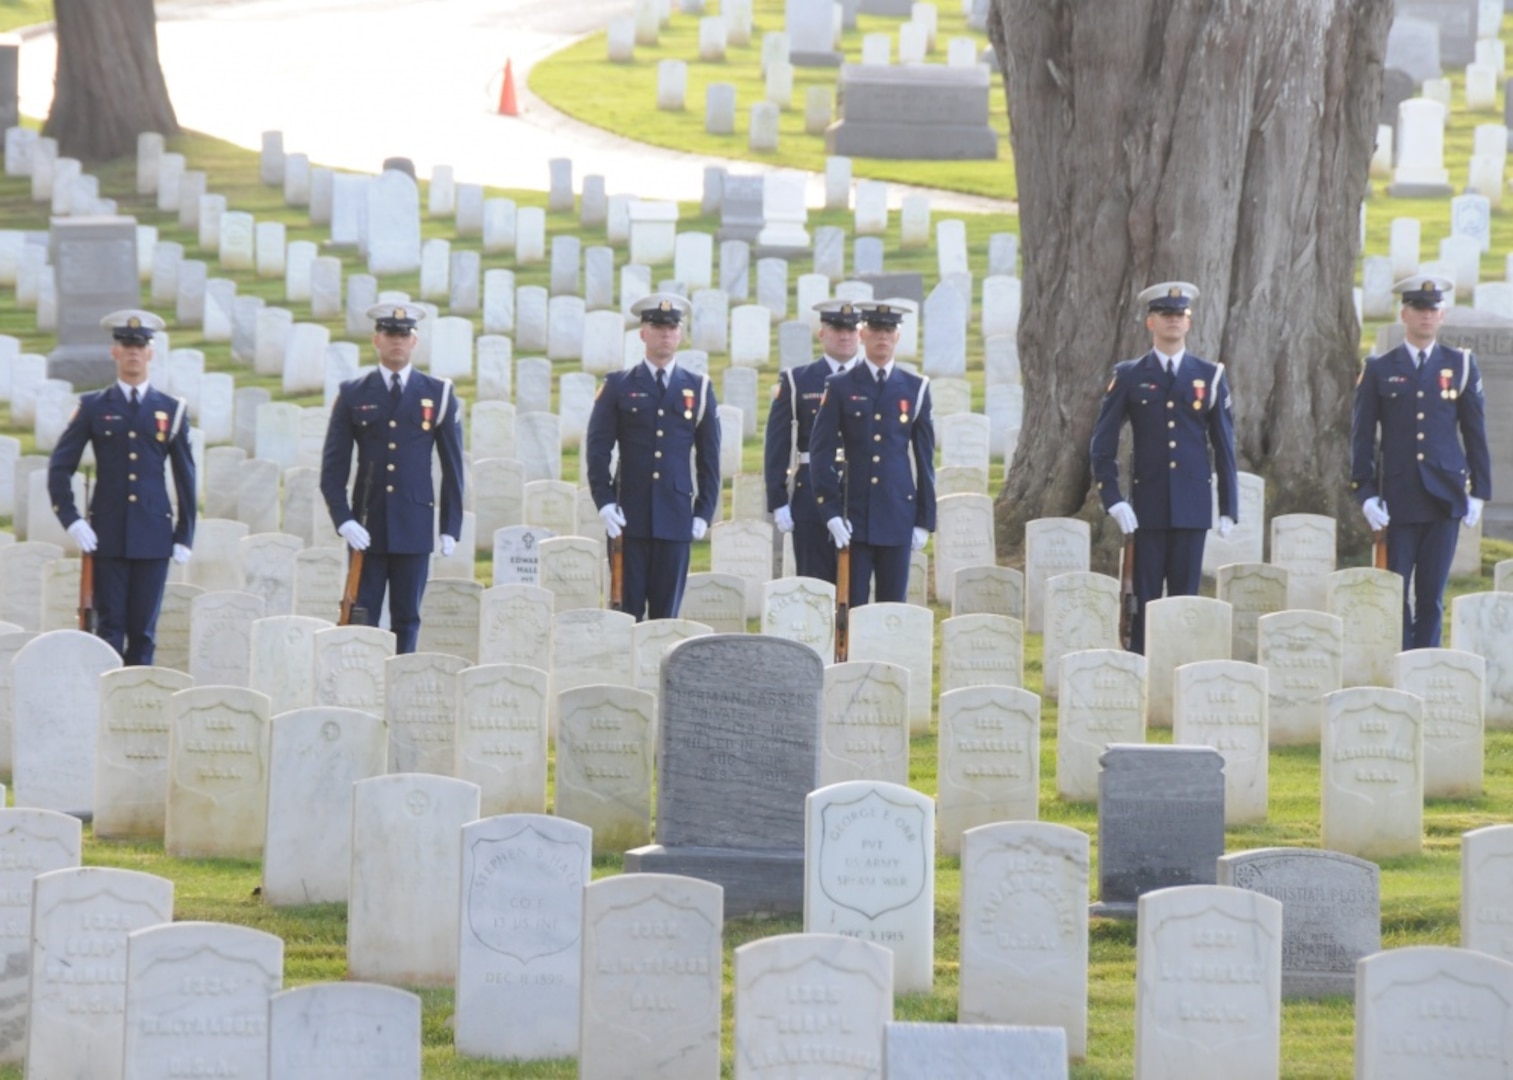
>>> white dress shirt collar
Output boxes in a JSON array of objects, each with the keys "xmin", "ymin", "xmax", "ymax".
[
  {"xmin": 118, "ymin": 380, "xmax": 150, "ymax": 400},
  {"xmin": 643, "ymin": 358, "xmax": 678, "ymax": 381},
  {"xmin": 382, "ymin": 364, "xmax": 413, "ymax": 391},
  {"xmin": 1154, "ymin": 348, "xmax": 1185, "ymax": 373}
]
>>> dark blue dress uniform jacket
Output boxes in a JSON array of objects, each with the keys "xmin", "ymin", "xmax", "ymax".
[
  {"xmin": 1090, "ymin": 352, "xmax": 1238, "ymax": 528},
  {"xmin": 763, "ymin": 358, "xmax": 833, "ymax": 520},
  {"xmin": 1350, "ymin": 343, "xmax": 1492, "ymax": 522},
  {"xmin": 809, "ymin": 364, "xmax": 937, "ymax": 544},
  {"xmin": 48, "ymin": 385, "xmax": 196, "ymax": 557},
  {"xmin": 320, "ymin": 369, "xmax": 465, "ymax": 553},
  {"xmin": 586, "ymin": 363, "xmax": 720, "ymax": 537}
]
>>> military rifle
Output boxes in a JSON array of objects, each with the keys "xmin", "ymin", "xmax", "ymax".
[
  {"xmin": 1118, "ymin": 535, "xmax": 1138, "ymax": 651},
  {"xmin": 338, "ymin": 462, "xmax": 374, "ymax": 627},
  {"xmin": 609, "ymin": 473, "xmax": 624, "ymax": 612}
]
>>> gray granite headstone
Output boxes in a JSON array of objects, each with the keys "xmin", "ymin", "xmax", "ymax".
[
  {"xmin": 1218, "ymin": 846, "xmax": 1380, "ymax": 999},
  {"xmin": 1379, "ymin": 67, "xmax": 1418, "ymax": 126},
  {"xmin": 624, "ymin": 634, "xmax": 823, "ymax": 916},
  {"xmin": 47, "ymin": 217, "xmax": 139, "ymax": 388},
  {"xmin": 827, "ymin": 64, "xmax": 998, "ymax": 160},
  {"xmin": 1092, "ymin": 744, "xmax": 1225, "ymax": 919},
  {"xmin": 0, "ymin": 42, "xmax": 17, "ymax": 131},
  {"xmin": 855, "ymin": 272, "xmax": 924, "ymax": 306}
]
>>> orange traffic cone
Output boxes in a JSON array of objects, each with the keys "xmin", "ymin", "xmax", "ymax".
[{"xmin": 498, "ymin": 60, "xmax": 520, "ymax": 117}]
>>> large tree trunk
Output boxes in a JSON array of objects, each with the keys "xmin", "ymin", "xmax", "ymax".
[
  {"xmin": 44, "ymin": 0, "xmax": 178, "ymax": 161},
  {"xmin": 989, "ymin": 0, "xmax": 1393, "ymax": 569}
]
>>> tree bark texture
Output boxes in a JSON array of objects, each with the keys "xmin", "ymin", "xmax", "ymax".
[
  {"xmin": 989, "ymin": 0, "xmax": 1393, "ymax": 566},
  {"xmin": 44, "ymin": 0, "xmax": 179, "ymax": 161}
]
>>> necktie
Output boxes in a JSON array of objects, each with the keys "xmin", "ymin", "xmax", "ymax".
[
  {"xmin": 390, "ymin": 372, "xmax": 401, "ymax": 403},
  {"xmin": 656, "ymin": 368, "xmax": 666, "ymax": 390},
  {"xmin": 129, "ymin": 387, "xmax": 139, "ymax": 409},
  {"xmin": 876, "ymin": 367, "xmax": 886, "ymax": 387},
  {"xmin": 1417, "ymin": 349, "xmax": 1427, "ymax": 370}
]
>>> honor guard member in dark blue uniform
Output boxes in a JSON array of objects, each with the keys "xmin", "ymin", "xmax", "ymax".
[
  {"xmin": 48, "ymin": 310, "xmax": 196, "ymax": 665},
  {"xmin": 1351, "ymin": 274, "xmax": 1492, "ymax": 649},
  {"xmin": 1090, "ymin": 282, "xmax": 1238, "ymax": 654},
  {"xmin": 320, "ymin": 303, "xmax": 465, "ymax": 654},
  {"xmin": 809, "ymin": 301, "xmax": 936, "ymax": 609},
  {"xmin": 763, "ymin": 299, "xmax": 861, "ymax": 582},
  {"xmin": 586, "ymin": 293, "xmax": 720, "ymax": 621}
]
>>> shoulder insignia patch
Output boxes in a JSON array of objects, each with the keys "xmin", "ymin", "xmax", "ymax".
[
  {"xmin": 771, "ymin": 382, "xmax": 781, "ymax": 400},
  {"xmin": 1106, "ymin": 377, "xmax": 1116, "ymax": 393}
]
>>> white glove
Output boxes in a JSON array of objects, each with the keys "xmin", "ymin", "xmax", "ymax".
[
  {"xmin": 338, "ymin": 519, "xmax": 371, "ymax": 551},
  {"xmin": 773, "ymin": 505, "xmax": 794, "ymax": 533},
  {"xmin": 440, "ymin": 535, "xmax": 456, "ymax": 557},
  {"xmin": 172, "ymin": 543, "xmax": 191, "ymax": 565},
  {"xmin": 1108, "ymin": 501, "xmax": 1138, "ymax": 535},
  {"xmin": 911, "ymin": 526, "xmax": 929, "ymax": 552},
  {"xmin": 1361, "ymin": 496, "xmax": 1390, "ymax": 532},
  {"xmin": 691, "ymin": 517, "xmax": 708, "ymax": 541},
  {"xmin": 827, "ymin": 516, "xmax": 852, "ymax": 549},
  {"xmin": 1465, "ymin": 497, "xmax": 1484, "ymax": 529},
  {"xmin": 598, "ymin": 503, "xmax": 626, "ymax": 540},
  {"xmin": 67, "ymin": 519, "xmax": 98, "ymax": 554},
  {"xmin": 1217, "ymin": 516, "xmax": 1235, "ymax": 540}
]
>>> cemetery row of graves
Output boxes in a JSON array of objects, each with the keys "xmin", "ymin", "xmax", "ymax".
[{"xmin": 4, "ymin": 17, "xmax": 1513, "ymax": 1065}]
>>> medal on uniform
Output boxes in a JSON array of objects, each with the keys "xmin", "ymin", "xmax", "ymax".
[
  {"xmin": 1192, "ymin": 379, "xmax": 1206, "ymax": 410},
  {"xmin": 421, "ymin": 397, "xmax": 434, "ymax": 431},
  {"xmin": 154, "ymin": 410, "xmax": 168, "ymax": 441},
  {"xmin": 682, "ymin": 387, "xmax": 695, "ymax": 420},
  {"xmin": 1439, "ymin": 368, "xmax": 1455, "ymax": 399}
]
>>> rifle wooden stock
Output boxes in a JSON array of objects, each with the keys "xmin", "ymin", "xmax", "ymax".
[
  {"xmin": 834, "ymin": 545, "xmax": 850, "ymax": 663},
  {"xmin": 1373, "ymin": 529, "xmax": 1388, "ymax": 570},
  {"xmin": 78, "ymin": 553, "xmax": 96, "ymax": 633},
  {"xmin": 609, "ymin": 535, "xmax": 624, "ymax": 611},
  {"xmin": 338, "ymin": 549, "xmax": 365, "ymax": 626},
  {"xmin": 1118, "ymin": 535, "xmax": 1138, "ymax": 651}
]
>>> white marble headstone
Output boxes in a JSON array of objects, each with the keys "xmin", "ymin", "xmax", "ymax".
[
  {"xmin": 805, "ymin": 780, "xmax": 935, "ymax": 993},
  {"xmin": 348, "ymin": 773, "xmax": 480, "ymax": 985}
]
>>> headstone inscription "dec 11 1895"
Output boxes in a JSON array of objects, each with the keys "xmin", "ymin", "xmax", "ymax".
[{"xmin": 624, "ymin": 635, "xmax": 823, "ymax": 916}]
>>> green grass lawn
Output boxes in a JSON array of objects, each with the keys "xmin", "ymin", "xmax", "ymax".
[{"xmin": 529, "ymin": 0, "xmax": 1015, "ymax": 202}]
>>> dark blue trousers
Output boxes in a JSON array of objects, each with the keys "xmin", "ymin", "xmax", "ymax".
[
  {"xmin": 1129, "ymin": 527, "xmax": 1207, "ymax": 655},
  {"xmin": 92, "ymin": 555, "xmax": 170, "ymax": 666},
  {"xmin": 792, "ymin": 516, "xmax": 837, "ymax": 584},
  {"xmin": 1386, "ymin": 517, "xmax": 1459, "ymax": 649},
  {"xmin": 846, "ymin": 541, "xmax": 912, "ymax": 609},
  {"xmin": 620, "ymin": 536, "xmax": 691, "ymax": 621},
  {"xmin": 356, "ymin": 551, "xmax": 430, "ymax": 653}
]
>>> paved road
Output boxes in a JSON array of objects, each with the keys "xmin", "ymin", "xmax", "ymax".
[{"xmin": 17, "ymin": 0, "xmax": 1010, "ymax": 212}]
